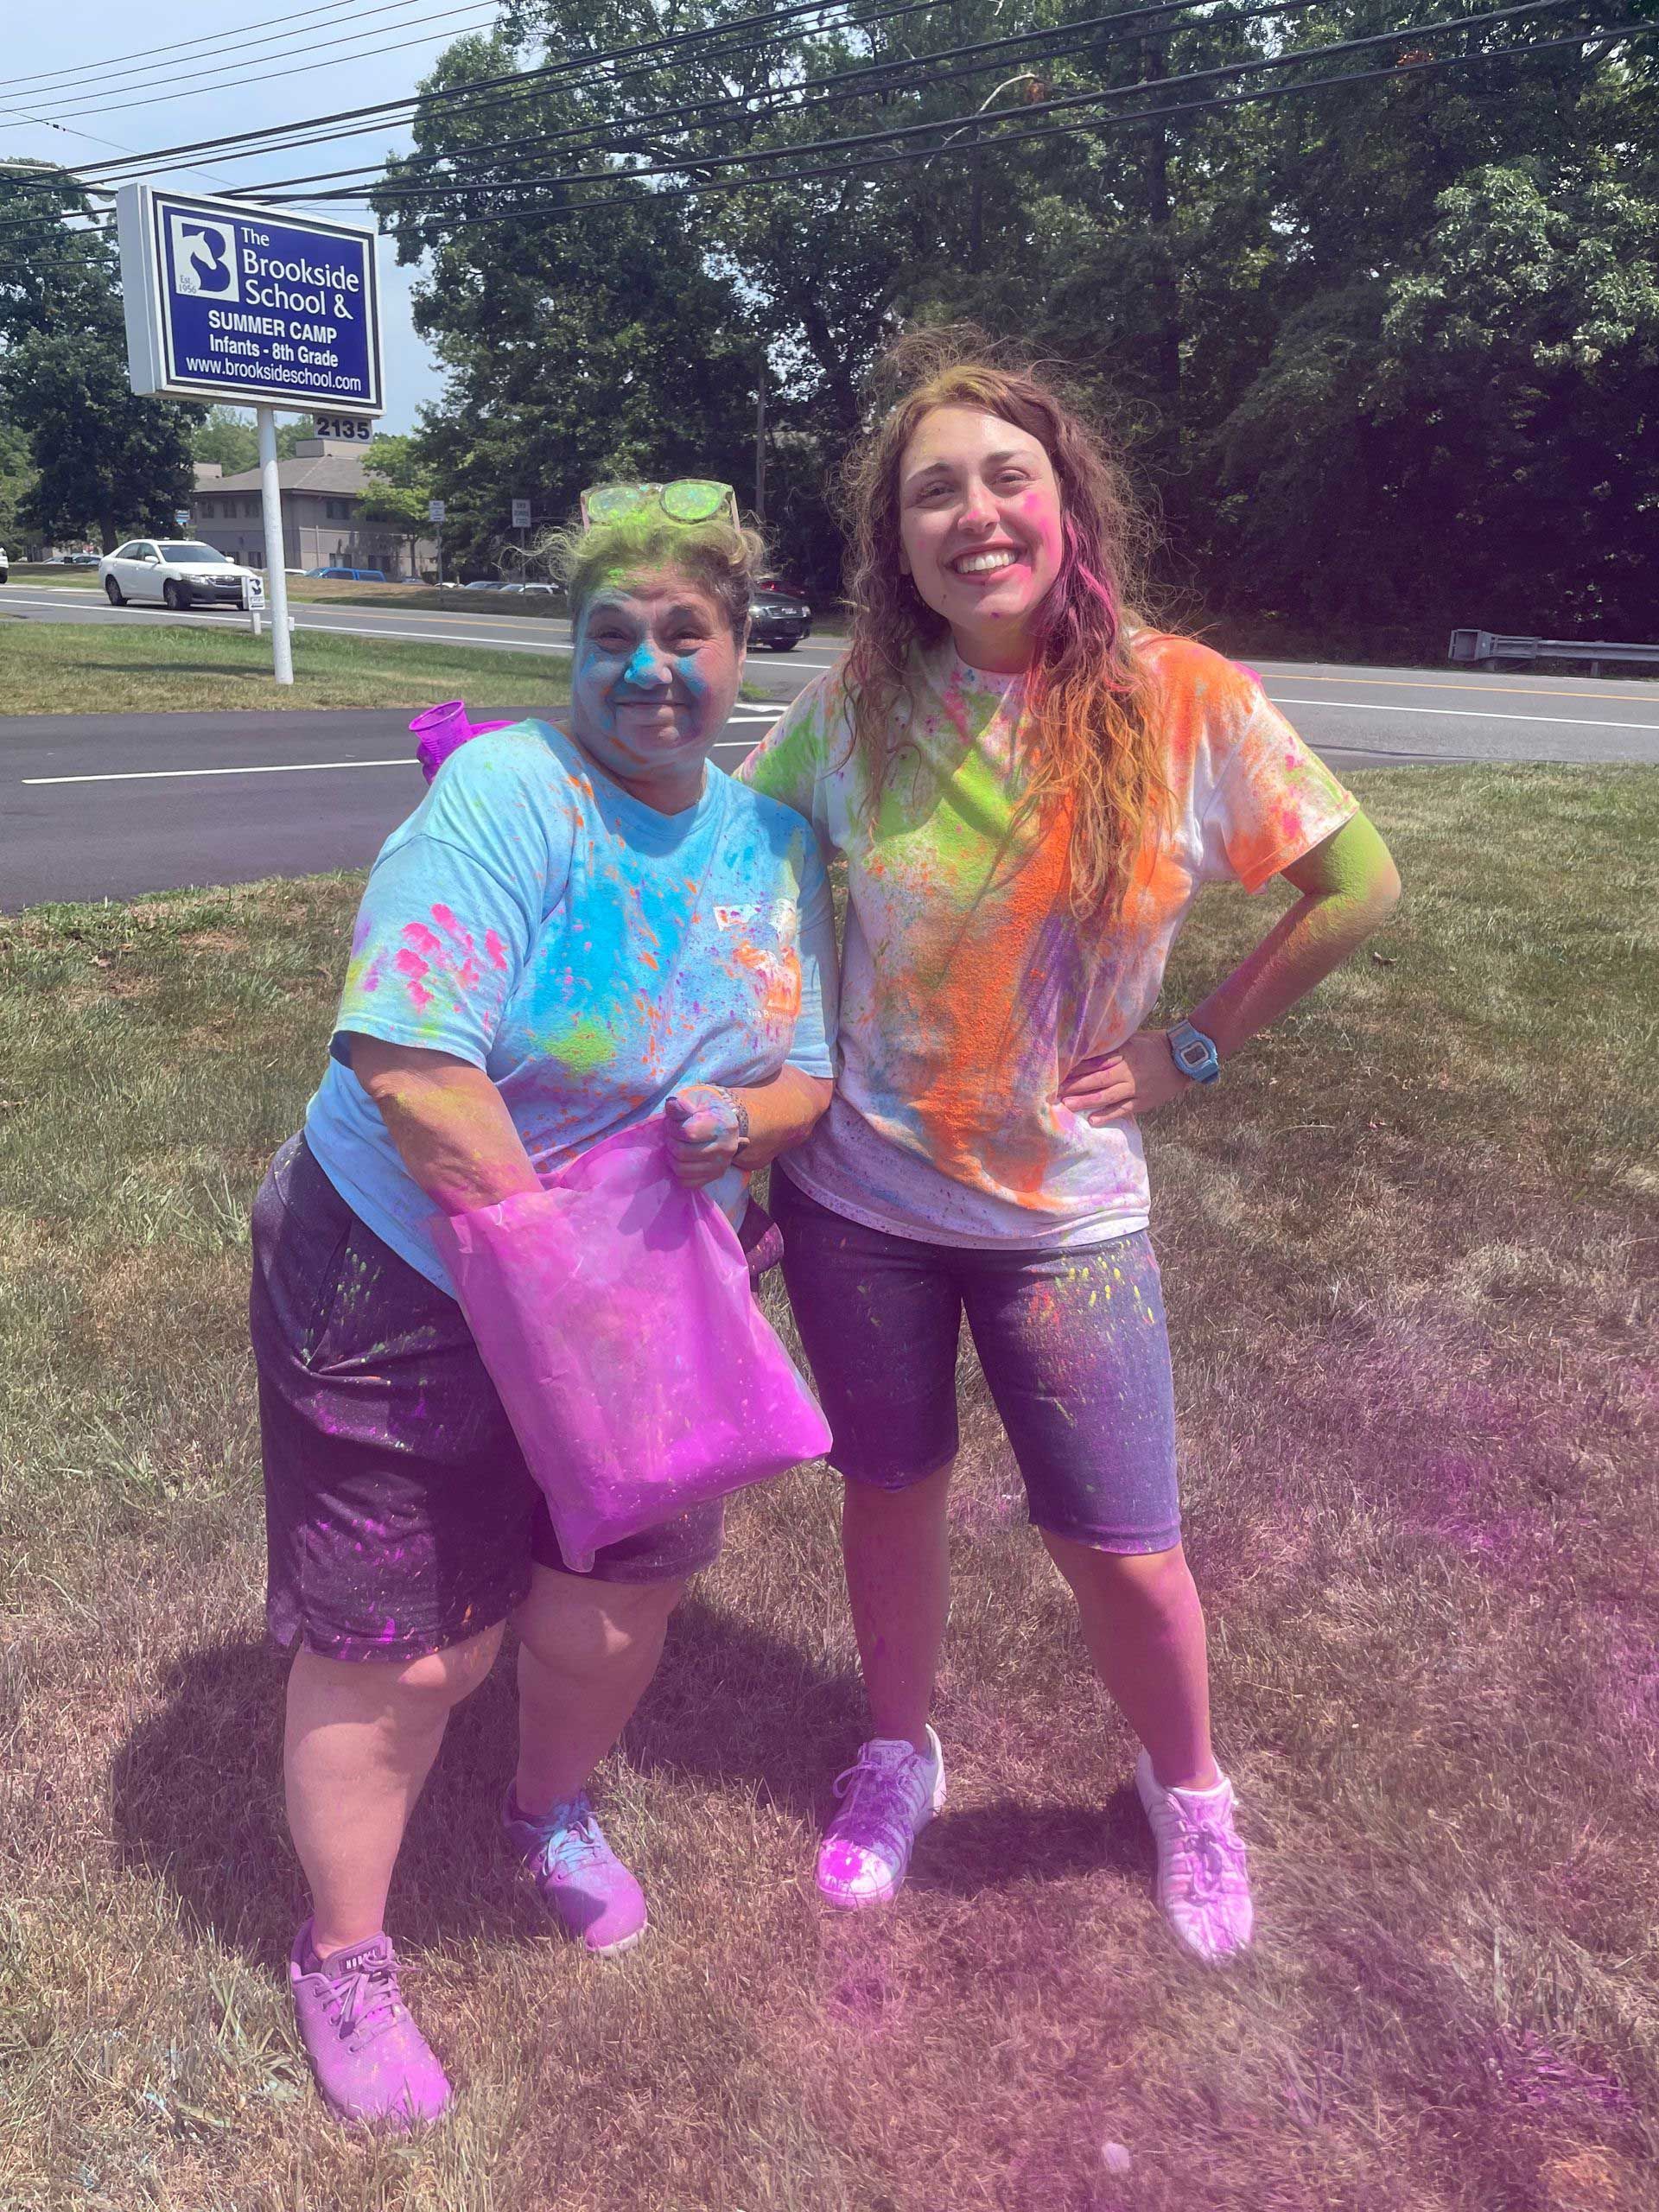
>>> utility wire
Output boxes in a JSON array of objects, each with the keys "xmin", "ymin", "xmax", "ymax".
[
  {"xmin": 38, "ymin": 13, "xmax": 1633, "ymax": 257},
  {"xmin": 10, "ymin": 0, "xmax": 1196, "ymax": 192},
  {"xmin": 3, "ymin": 3, "xmax": 507, "ymax": 127},
  {"xmin": 221, "ymin": 0, "xmax": 1289, "ymax": 199},
  {"xmin": 306, "ymin": 0, "xmax": 1607, "ymax": 200},
  {"xmin": 1, "ymin": 0, "xmax": 412, "ymax": 90},
  {"xmin": 418, "ymin": 17, "xmax": 1649, "ymax": 227}
]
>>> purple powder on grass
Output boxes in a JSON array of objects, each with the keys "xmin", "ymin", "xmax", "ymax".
[{"xmin": 1486, "ymin": 2030, "xmax": 1636, "ymax": 2119}]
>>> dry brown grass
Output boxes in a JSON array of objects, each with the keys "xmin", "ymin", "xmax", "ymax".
[{"xmin": 1, "ymin": 766, "xmax": 1655, "ymax": 2211}]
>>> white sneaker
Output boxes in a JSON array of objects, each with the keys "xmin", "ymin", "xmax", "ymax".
[
  {"xmin": 1135, "ymin": 1750, "xmax": 1255, "ymax": 1963},
  {"xmin": 816, "ymin": 1726, "xmax": 946, "ymax": 1910}
]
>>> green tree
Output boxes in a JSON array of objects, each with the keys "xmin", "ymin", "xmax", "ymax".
[
  {"xmin": 2, "ymin": 330, "xmax": 200, "ymax": 549},
  {"xmin": 0, "ymin": 417, "xmax": 34, "ymax": 545},
  {"xmin": 194, "ymin": 408, "xmax": 259, "ymax": 474},
  {"xmin": 359, "ymin": 430, "xmax": 438, "ymax": 575},
  {"xmin": 193, "ymin": 410, "xmax": 323, "ymax": 472},
  {"xmin": 373, "ymin": 8, "xmax": 1658, "ymax": 639},
  {"xmin": 0, "ymin": 160, "xmax": 203, "ymax": 549}
]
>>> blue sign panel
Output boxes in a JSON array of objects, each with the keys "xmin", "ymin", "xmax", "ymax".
[{"xmin": 117, "ymin": 187, "xmax": 384, "ymax": 417}]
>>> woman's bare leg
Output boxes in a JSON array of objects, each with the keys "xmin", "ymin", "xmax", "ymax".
[
  {"xmin": 839, "ymin": 1461, "xmax": 955, "ymax": 1753},
  {"xmin": 1042, "ymin": 1535, "xmax": 1218, "ymax": 1789},
  {"xmin": 284, "ymin": 1619, "xmax": 505, "ymax": 1959}
]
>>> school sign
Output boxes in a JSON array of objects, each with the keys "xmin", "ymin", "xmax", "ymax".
[{"xmin": 115, "ymin": 186, "xmax": 384, "ymax": 417}]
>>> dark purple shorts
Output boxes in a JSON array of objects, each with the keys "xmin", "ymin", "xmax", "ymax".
[
  {"xmin": 771, "ymin": 1169, "xmax": 1181, "ymax": 1554},
  {"xmin": 250, "ymin": 1135, "xmax": 725, "ymax": 1662}
]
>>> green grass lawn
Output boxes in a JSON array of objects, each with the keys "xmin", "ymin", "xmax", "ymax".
[
  {"xmin": 0, "ymin": 617, "xmax": 570, "ymax": 716},
  {"xmin": 1, "ymin": 766, "xmax": 1655, "ymax": 2211}
]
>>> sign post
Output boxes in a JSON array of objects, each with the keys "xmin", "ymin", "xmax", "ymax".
[
  {"xmin": 115, "ymin": 186, "xmax": 384, "ymax": 686},
  {"xmin": 429, "ymin": 499, "xmax": 446, "ymax": 588},
  {"xmin": 512, "ymin": 495, "xmax": 531, "ymax": 573}
]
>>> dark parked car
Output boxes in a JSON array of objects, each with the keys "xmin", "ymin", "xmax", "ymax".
[
  {"xmin": 305, "ymin": 565, "xmax": 390, "ymax": 582},
  {"xmin": 747, "ymin": 576, "xmax": 812, "ymax": 651}
]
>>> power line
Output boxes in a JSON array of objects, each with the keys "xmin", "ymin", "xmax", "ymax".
[
  {"xmin": 37, "ymin": 11, "xmax": 1637, "ymax": 261},
  {"xmin": 419, "ymin": 17, "xmax": 1649, "ymax": 228},
  {"xmin": 10, "ymin": 0, "xmax": 1311, "ymax": 208},
  {"xmin": 310, "ymin": 0, "xmax": 1607, "ymax": 201},
  {"xmin": 0, "ymin": 0, "xmax": 397, "ymax": 90},
  {"xmin": 0, "ymin": 0, "xmax": 939, "ymax": 162},
  {"xmin": 6, "ymin": 0, "xmax": 1176, "ymax": 199},
  {"xmin": 3, "ymin": 2, "xmax": 506, "ymax": 128},
  {"xmin": 0, "ymin": 0, "xmax": 1243, "ymax": 240},
  {"xmin": 219, "ymin": 0, "xmax": 1278, "ymax": 200}
]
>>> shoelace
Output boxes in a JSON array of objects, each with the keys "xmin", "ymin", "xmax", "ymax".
[
  {"xmin": 830, "ymin": 1756, "xmax": 921, "ymax": 1868},
  {"xmin": 1166, "ymin": 1802, "xmax": 1246, "ymax": 1903},
  {"xmin": 321, "ymin": 1952, "xmax": 404, "ymax": 2044},
  {"xmin": 524, "ymin": 1798, "xmax": 607, "ymax": 1878}
]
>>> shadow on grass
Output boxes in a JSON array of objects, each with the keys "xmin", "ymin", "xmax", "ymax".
[
  {"xmin": 107, "ymin": 1593, "xmax": 866, "ymax": 1967},
  {"xmin": 622, "ymin": 1590, "xmax": 866, "ymax": 1819},
  {"xmin": 60, "ymin": 659, "xmax": 276, "ymax": 679},
  {"xmin": 909, "ymin": 1783, "xmax": 1147, "ymax": 1897}
]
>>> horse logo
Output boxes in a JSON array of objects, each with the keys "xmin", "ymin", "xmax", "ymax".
[{"xmin": 168, "ymin": 213, "xmax": 238, "ymax": 302}]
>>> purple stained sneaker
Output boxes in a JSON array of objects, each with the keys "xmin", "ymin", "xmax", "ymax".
[
  {"xmin": 501, "ymin": 1787, "xmax": 648, "ymax": 1955},
  {"xmin": 289, "ymin": 1922, "xmax": 451, "ymax": 2131},
  {"xmin": 817, "ymin": 1726, "xmax": 946, "ymax": 1910},
  {"xmin": 1134, "ymin": 1751, "xmax": 1255, "ymax": 1964}
]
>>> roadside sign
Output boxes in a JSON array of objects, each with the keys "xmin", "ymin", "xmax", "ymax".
[
  {"xmin": 244, "ymin": 573, "xmax": 267, "ymax": 613},
  {"xmin": 512, "ymin": 498, "xmax": 532, "ymax": 530},
  {"xmin": 314, "ymin": 414, "xmax": 372, "ymax": 442},
  {"xmin": 115, "ymin": 186, "xmax": 383, "ymax": 418},
  {"xmin": 174, "ymin": 510, "xmax": 190, "ymax": 527},
  {"xmin": 429, "ymin": 499, "xmax": 447, "ymax": 523}
]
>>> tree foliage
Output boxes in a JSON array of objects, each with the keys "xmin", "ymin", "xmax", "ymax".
[
  {"xmin": 359, "ymin": 430, "xmax": 440, "ymax": 569},
  {"xmin": 192, "ymin": 410, "xmax": 324, "ymax": 472},
  {"xmin": 378, "ymin": 6, "xmax": 1659, "ymax": 648},
  {"xmin": 0, "ymin": 165, "xmax": 203, "ymax": 549}
]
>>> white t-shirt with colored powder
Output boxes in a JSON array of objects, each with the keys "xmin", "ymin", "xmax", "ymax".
[{"xmin": 738, "ymin": 632, "xmax": 1357, "ymax": 1249}]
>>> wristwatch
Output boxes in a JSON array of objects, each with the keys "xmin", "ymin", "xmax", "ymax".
[
  {"xmin": 1166, "ymin": 1020, "xmax": 1222, "ymax": 1085},
  {"xmin": 718, "ymin": 1088, "xmax": 752, "ymax": 1144}
]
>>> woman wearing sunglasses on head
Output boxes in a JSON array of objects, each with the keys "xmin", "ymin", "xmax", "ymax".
[
  {"xmin": 249, "ymin": 480, "xmax": 836, "ymax": 2129},
  {"xmin": 739, "ymin": 334, "xmax": 1401, "ymax": 1962}
]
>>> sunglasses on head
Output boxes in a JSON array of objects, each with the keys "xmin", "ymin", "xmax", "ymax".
[{"xmin": 579, "ymin": 480, "xmax": 739, "ymax": 530}]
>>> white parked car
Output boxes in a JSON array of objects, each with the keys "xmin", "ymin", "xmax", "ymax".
[{"xmin": 99, "ymin": 539, "xmax": 260, "ymax": 611}]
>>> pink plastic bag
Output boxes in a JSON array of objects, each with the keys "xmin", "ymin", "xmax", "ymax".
[{"xmin": 429, "ymin": 1118, "xmax": 830, "ymax": 1572}]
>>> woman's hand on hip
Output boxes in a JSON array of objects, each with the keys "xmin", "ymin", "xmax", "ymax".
[
  {"xmin": 664, "ymin": 1084, "xmax": 747, "ymax": 1185},
  {"xmin": 1057, "ymin": 1033, "xmax": 1193, "ymax": 1127}
]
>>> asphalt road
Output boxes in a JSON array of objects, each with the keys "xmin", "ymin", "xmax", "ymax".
[{"xmin": 3, "ymin": 586, "xmax": 1656, "ymax": 909}]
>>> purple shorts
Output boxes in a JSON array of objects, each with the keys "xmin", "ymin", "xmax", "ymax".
[
  {"xmin": 771, "ymin": 1169, "xmax": 1181, "ymax": 1554},
  {"xmin": 250, "ymin": 1135, "xmax": 724, "ymax": 1662}
]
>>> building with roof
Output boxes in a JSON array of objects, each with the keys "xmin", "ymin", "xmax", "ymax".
[{"xmin": 190, "ymin": 431, "xmax": 431, "ymax": 577}]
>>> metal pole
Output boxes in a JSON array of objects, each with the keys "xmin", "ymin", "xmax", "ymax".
[
  {"xmin": 435, "ymin": 522, "xmax": 444, "ymax": 589},
  {"xmin": 256, "ymin": 405, "xmax": 294, "ymax": 686},
  {"xmin": 754, "ymin": 353, "xmax": 767, "ymax": 527}
]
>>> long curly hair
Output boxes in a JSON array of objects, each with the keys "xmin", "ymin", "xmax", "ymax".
[{"xmin": 840, "ymin": 328, "xmax": 1168, "ymax": 918}]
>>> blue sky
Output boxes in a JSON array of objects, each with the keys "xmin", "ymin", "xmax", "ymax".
[{"xmin": 1, "ymin": 0, "xmax": 484, "ymax": 431}]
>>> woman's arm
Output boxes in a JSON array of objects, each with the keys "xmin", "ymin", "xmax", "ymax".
[
  {"xmin": 347, "ymin": 1035, "xmax": 543, "ymax": 1212},
  {"xmin": 664, "ymin": 1070, "xmax": 835, "ymax": 1189},
  {"xmin": 1058, "ymin": 811, "xmax": 1402, "ymax": 1126}
]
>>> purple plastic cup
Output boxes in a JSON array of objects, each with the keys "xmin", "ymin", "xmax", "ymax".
[{"xmin": 410, "ymin": 699, "xmax": 512, "ymax": 784}]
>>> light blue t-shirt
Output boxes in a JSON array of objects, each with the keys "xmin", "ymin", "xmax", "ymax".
[{"xmin": 304, "ymin": 718, "xmax": 838, "ymax": 1294}]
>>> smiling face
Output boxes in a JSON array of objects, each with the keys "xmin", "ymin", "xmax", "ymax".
[
  {"xmin": 896, "ymin": 404, "xmax": 1066, "ymax": 673},
  {"xmin": 567, "ymin": 569, "xmax": 746, "ymax": 812}
]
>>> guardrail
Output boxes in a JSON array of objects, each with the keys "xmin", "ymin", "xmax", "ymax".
[{"xmin": 1449, "ymin": 628, "xmax": 1659, "ymax": 675}]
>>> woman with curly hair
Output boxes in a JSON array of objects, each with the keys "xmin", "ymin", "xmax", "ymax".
[{"xmin": 740, "ymin": 335, "xmax": 1400, "ymax": 1961}]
